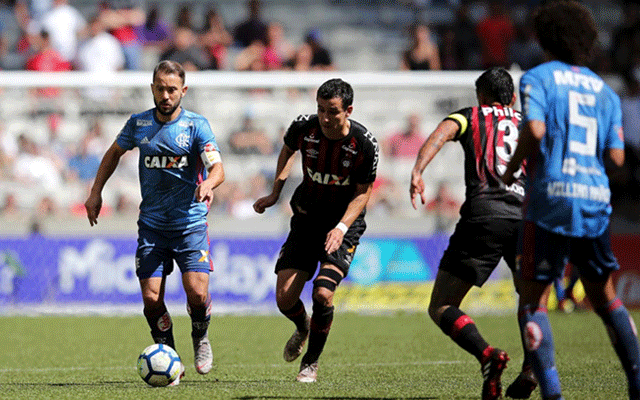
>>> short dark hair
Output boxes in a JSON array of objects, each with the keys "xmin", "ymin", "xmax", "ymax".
[
  {"xmin": 317, "ymin": 78, "xmax": 354, "ymax": 110},
  {"xmin": 475, "ymin": 67, "xmax": 514, "ymax": 106},
  {"xmin": 533, "ymin": 1, "xmax": 597, "ymax": 66},
  {"xmin": 153, "ymin": 60, "xmax": 186, "ymax": 85}
]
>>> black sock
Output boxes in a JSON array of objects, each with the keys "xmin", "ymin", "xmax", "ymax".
[
  {"xmin": 438, "ymin": 306, "xmax": 490, "ymax": 363},
  {"xmin": 144, "ymin": 305, "xmax": 175, "ymax": 350},
  {"xmin": 301, "ymin": 302, "xmax": 334, "ymax": 365},
  {"xmin": 279, "ymin": 299, "xmax": 309, "ymax": 332},
  {"xmin": 189, "ymin": 295, "xmax": 211, "ymax": 339}
]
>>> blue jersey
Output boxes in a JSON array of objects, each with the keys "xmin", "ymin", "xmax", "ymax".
[
  {"xmin": 116, "ymin": 108, "xmax": 220, "ymax": 231},
  {"xmin": 520, "ymin": 61, "xmax": 625, "ymax": 238}
]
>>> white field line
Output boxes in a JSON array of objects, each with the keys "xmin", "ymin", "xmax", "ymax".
[{"xmin": 0, "ymin": 360, "xmax": 466, "ymax": 374}]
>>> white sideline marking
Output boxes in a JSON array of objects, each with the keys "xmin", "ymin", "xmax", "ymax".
[{"xmin": 0, "ymin": 360, "xmax": 465, "ymax": 373}]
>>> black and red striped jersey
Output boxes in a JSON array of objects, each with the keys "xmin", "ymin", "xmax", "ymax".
[
  {"xmin": 283, "ymin": 114, "xmax": 379, "ymax": 219},
  {"xmin": 445, "ymin": 105, "xmax": 526, "ymax": 221}
]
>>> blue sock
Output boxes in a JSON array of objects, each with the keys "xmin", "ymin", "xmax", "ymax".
[
  {"xmin": 519, "ymin": 306, "xmax": 563, "ymax": 399},
  {"xmin": 596, "ymin": 298, "xmax": 640, "ymax": 399}
]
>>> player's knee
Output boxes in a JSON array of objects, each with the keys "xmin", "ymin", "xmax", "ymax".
[
  {"xmin": 276, "ymin": 290, "xmax": 297, "ymax": 311},
  {"xmin": 186, "ymin": 290, "xmax": 208, "ymax": 308},
  {"xmin": 312, "ymin": 287, "xmax": 334, "ymax": 307}
]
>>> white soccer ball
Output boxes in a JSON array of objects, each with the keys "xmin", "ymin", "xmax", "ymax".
[{"xmin": 136, "ymin": 343, "xmax": 182, "ymax": 387}]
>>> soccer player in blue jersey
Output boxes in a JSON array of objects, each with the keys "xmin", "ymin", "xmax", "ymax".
[
  {"xmin": 85, "ymin": 60, "xmax": 225, "ymax": 385},
  {"xmin": 502, "ymin": 2, "xmax": 640, "ymax": 399}
]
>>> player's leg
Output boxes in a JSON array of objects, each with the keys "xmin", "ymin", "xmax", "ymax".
[
  {"xmin": 140, "ymin": 276, "xmax": 176, "ymax": 349},
  {"xmin": 573, "ymin": 232, "xmax": 640, "ymax": 399},
  {"xmin": 297, "ymin": 263, "xmax": 342, "ymax": 383},
  {"xmin": 277, "ymin": 268, "xmax": 311, "ymax": 362},
  {"xmin": 517, "ymin": 222, "xmax": 565, "ymax": 400},
  {"xmin": 136, "ymin": 227, "xmax": 176, "ymax": 350},
  {"xmin": 175, "ymin": 225, "xmax": 215, "ymax": 375},
  {"xmin": 435, "ymin": 218, "xmax": 511, "ymax": 400}
]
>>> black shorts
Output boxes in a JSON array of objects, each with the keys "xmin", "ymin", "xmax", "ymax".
[
  {"xmin": 275, "ymin": 212, "xmax": 366, "ymax": 280},
  {"xmin": 439, "ymin": 218, "xmax": 521, "ymax": 287}
]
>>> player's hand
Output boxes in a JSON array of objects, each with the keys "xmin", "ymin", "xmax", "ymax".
[
  {"xmin": 409, "ymin": 173, "xmax": 426, "ymax": 210},
  {"xmin": 84, "ymin": 192, "xmax": 102, "ymax": 226},
  {"xmin": 253, "ymin": 193, "xmax": 278, "ymax": 214},
  {"xmin": 195, "ymin": 180, "xmax": 215, "ymax": 203},
  {"xmin": 325, "ymin": 228, "xmax": 344, "ymax": 254}
]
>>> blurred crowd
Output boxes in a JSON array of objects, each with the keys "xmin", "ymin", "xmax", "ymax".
[{"xmin": 0, "ymin": 0, "xmax": 639, "ymax": 231}]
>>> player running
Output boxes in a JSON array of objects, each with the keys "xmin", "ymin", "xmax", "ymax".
[
  {"xmin": 502, "ymin": 2, "xmax": 640, "ymax": 399},
  {"xmin": 85, "ymin": 60, "xmax": 225, "ymax": 385},
  {"xmin": 253, "ymin": 78, "xmax": 379, "ymax": 383},
  {"xmin": 410, "ymin": 67, "xmax": 536, "ymax": 400}
]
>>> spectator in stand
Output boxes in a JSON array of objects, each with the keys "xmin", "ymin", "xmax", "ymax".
[
  {"xmin": 67, "ymin": 136, "xmax": 101, "ymax": 185},
  {"xmin": 75, "ymin": 15, "xmax": 125, "ymax": 101},
  {"xmin": 383, "ymin": 113, "xmax": 426, "ymax": 158},
  {"xmin": 200, "ymin": 5, "xmax": 232, "ymax": 70},
  {"xmin": 234, "ymin": 38, "xmax": 266, "ymax": 71},
  {"xmin": 284, "ymin": 42, "xmax": 313, "ymax": 71},
  {"xmin": 303, "ymin": 29, "xmax": 334, "ymax": 71},
  {"xmin": 0, "ymin": 193, "xmax": 21, "ymax": 217},
  {"xmin": 13, "ymin": 133, "xmax": 62, "ymax": 192},
  {"xmin": 136, "ymin": 3, "xmax": 171, "ymax": 53},
  {"xmin": 453, "ymin": 1, "xmax": 481, "ymax": 70},
  {"xmin": 76, "ymin": 15, "xmax": 125, "ymax": 73},
  {"xmin": 175, "ymin": 3, "xmax": 194, "ymax": 30},
  {"xmin": 476, "ymin": 0, "xmax": 515, "ymax": 69},
  {"xmin": 610, "ymin": 2, "xmax": 640, "ymax": 77},
  {"xmin": 25, "ymin": 30, "xmax": 71, "ymax": 97},
  {"xmin": 401, "ymin": 23, "xmax": 440, "ymax": 71},
  {"xmin": 37, "ymin": 0, "xmax": 86, "ymax": 63},
  {"xmin": 98, "ymin": 0, "xmax": 145, "ymax": 70},
  {"xmin": 508, "ymin": 21, "xmax": 544, "ymax": 71},
  {"xmin": 263, "ymin": 21, "xmax": 294, "ymax": 71},
  {"xmin": 161, "ymin": 27, "xmax": 213, "ymax": 70},
  {"xmin": 233, "ymin": 0, "xmax": 267, "ymax": 48},
  {"xmin": 227, "ymin": 113, "xmax": 273, "ymax": 155}
]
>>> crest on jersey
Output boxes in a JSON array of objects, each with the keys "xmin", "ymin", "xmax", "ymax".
[{"xmin": 175, "ymin": 133, "xmax": 190, "ymax": 148}]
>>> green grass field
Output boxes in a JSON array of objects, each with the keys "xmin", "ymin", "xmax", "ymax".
[{"xmin": 0, "ymin": 311, "xmax": 634, "ymax": 399}]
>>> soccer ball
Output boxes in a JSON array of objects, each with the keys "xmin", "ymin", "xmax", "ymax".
[{"xmin": 137, "ymin": 344, "xmax": 182, "ymax": 387}]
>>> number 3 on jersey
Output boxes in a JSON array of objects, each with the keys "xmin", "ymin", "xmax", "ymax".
[{"xmin": 496, "ymin": 119, "xmax": 521, "ymax": 178}]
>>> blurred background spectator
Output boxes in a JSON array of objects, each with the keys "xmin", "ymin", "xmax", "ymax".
[
  {"xmin": 160, "ymin": 26, "xmax": 212, "ymax": 70},
  {"xmin": 383, "ymin": 112, "xmax": 426, "ymax": 158},
  {"xmin": 476, "ymin": 0, "xmax": 514, "ymax": 69},
  {"xmin": 98, "ymin": 0, "xmax": 145, "ymax": 70},
  {"xmin": 233, "ymin": 0, "xmax": 267, "ymax": 48},
  {"xmin": 400, "ymin": 22, "xmax": 440, "ymax": 70},
  {"xmin": 36, "ymin": 0, "xmax": 86, "ymax": 63},
  {"xmin": 227, "ymin": 113, "xmax": 274, "ymax": 155},
  {"xmin": 200, "ymin": 4, "xmax": 232, "ymax": 70}
]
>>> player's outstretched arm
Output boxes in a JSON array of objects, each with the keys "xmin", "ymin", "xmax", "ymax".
[
  {"xmin": 195, "ymin": 161, "xmax": 225, "ymax": 203},
  {"xmin": 253, "ymin": 144, "xmax": 296, "ymax": 214},
  {"xmin": 325, "ymin": 182, "xmax": 372, "ymax": 254},
  {"xmin": 85, "ymin": 141, "xmax": 127, "ymax": 226},
  {"xmin": 410, "ymin": 119, "xmax": 457, "ymax": 209},
  {"xmin": 502, "ymin": 120, "xmax": 545, "ymax": 186}
]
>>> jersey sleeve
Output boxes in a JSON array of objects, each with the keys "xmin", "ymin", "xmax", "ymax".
[
  {"xmin": 519, "ymin": 71, "xmax": 547, "ymax": 123},
  {"xmin": 194, "ymin": 117, "xmax": 220, "ymax": 153},
  {"xmin": 115, "ymin": 116, "xmax": 136, "ymax": 150},
  {"xmin": 607, "ymin": 92, "xmax": 625, "ymax": 150},
  {"xmin": 444, "ymin": 107, "xmax": 471, "ymax": 141},
  {"xmin": 355, "ymin": 132, "xmax": 379, "ymax": 184},
  {"xmin": 283, "ymin": 115, "xmax": 309, "ymax": 150}
]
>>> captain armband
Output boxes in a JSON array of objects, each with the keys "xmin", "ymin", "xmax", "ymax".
[{"xmin": 200, "ymin": 144, "xmax": 222, "ymax": 169}]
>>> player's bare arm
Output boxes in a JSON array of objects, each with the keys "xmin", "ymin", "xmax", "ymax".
[
  {"xmin": 502, "ymin": 120, "xmax": 545, "ymax": 186},
  {"xmin": 410, "ymin": 119, "xmax": 457, "ymax": 209},
  {"xmin": 253, "ymin": 144, "xmax": 296, "ymax": 213},
  {"xmin": 325, "ymin": 182, "xmax": 372, "ymax": 254},
  {"xmin": 195, "ymin": 161, "xmax": 225, "ymax": 203},
  {"xmin": 85, "ymin": 141, "xmax": 127, "ymax": 226}
]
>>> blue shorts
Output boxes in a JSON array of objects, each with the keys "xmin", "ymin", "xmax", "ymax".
[
  {"xmin": 518, "ymin": 221, "xmax": 619, "ymax": 283},
  {"xmin": 135, "ymin": 222, "xmax": 213, "ymax": 279}
]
